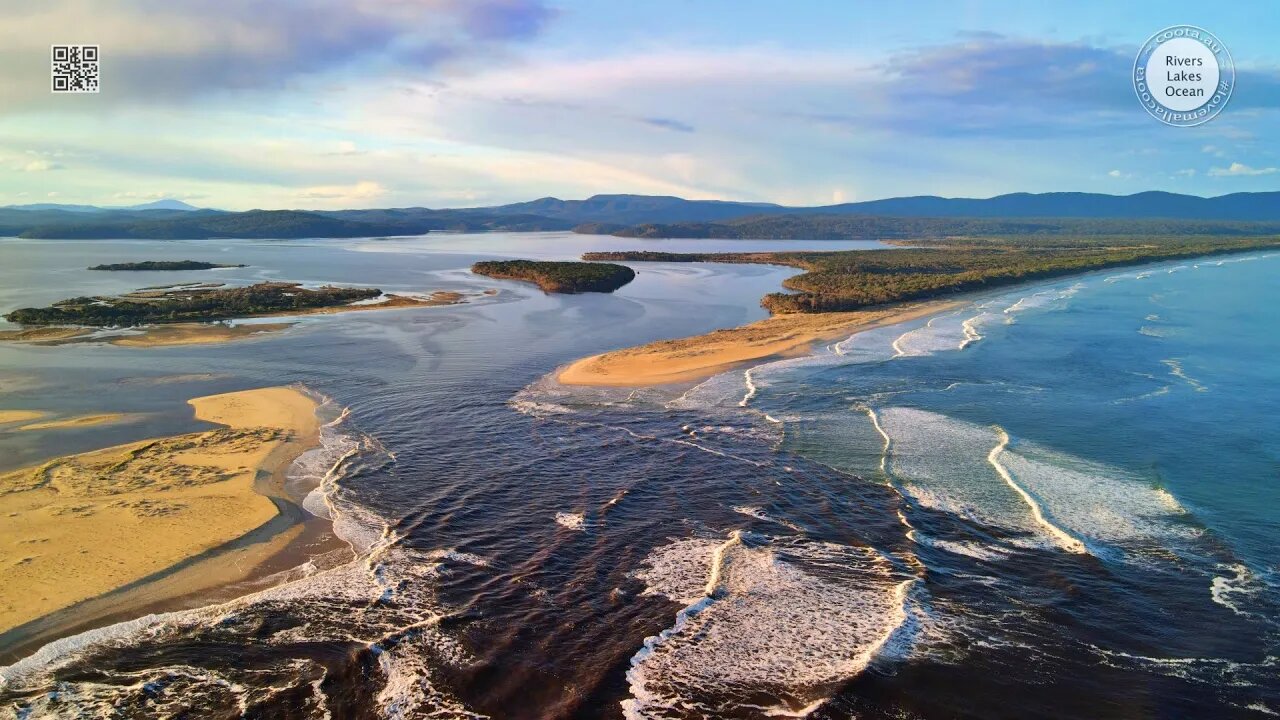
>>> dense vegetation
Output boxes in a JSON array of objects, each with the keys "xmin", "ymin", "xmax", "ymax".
[
  {"xmin": 584, "ymin": 237, "xmax": 1280, "ymax": 313},
  {"xmin": 3, "ymin": 282, "xmax": 381, "ymax": 327},
  {"xmin": 88, "ymin": 260, "xmax": 246, "ymax": 271},
  {"xmin": 471, "ymin": 260, "xmax": 636, "ymax": 293}
]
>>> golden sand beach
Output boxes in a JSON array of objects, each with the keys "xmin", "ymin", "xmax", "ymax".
[
  {"xmin": 558, "ymin": 301, "xmax": 960, "ymax": 387},
  {"xmin": 0, "ymin": 386, "xmax": 320, "ymax": 634}
]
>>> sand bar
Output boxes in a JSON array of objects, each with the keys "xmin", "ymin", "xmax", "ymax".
[
  {"xmin": 0, "ymin": 386, "xmax": 320, "ymax": 634},
  {"xmin": 108, "ymin": 322, "xmax": 295, "ymax": 347},
  {"xmin": 15, "ymin": 413, "xmax": 135, "ymax": 432},
  {"xmin": 0, "ymin": 327, "xmax": 92, "ymax": 344},
  {"xmin": 0, "ymin": 411, "xmax": 46, "ymax": 425},
  {"xmin": 559, "ymin": 300, "xmax": 961, "ymax": 387}
]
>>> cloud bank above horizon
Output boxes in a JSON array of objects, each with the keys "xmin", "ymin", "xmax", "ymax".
[{"xmin": 1, "ymin": 0, "xmax": 1277, "ymax": 209}]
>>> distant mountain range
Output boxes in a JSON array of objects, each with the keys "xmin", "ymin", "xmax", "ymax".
[
  {"xmin": 2, "ymin": 191, "xmax": 1279, "ymax": 240},
  {"xmin": 3, "ymin": 199, "xmax": 204, "ymax": 213},
  {"xmin": 466, "ymin": 191, "xmax": 1280, "ymax": 224}
]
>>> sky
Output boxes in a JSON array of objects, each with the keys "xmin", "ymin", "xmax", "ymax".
[{"xmin": 0, "ymin": 0, "xmax": 1277, "ymax": 210}]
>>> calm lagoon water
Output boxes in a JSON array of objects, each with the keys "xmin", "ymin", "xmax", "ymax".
[{"xmin": 0, "ymin": 234, "xmax": 1275, "ymax": 719}]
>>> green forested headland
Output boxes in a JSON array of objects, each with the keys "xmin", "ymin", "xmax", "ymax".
[{"xmin": 584, "ymin": 237, "xmax": 1280, "ymax": 313}]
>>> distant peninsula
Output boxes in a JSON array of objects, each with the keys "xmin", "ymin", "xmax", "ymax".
[
  {"xmin": 471, "ymin": 260, "xmax": 636, "ymax": 294},
  {"xmin": 89, "ymin": 260, "xmax": 246, "ymax": 271},
  {"xmin": 584, "ymin": 236, "xmax": 1280, "ymax": 313},
  {"xmin": 3, "ymin": 282, "xmax": 382, "ymax": 327}
]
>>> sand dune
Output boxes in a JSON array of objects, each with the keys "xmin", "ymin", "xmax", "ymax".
[{"xmin": 0, "ymin": 386, "xmax": 319, "ymax": 633}]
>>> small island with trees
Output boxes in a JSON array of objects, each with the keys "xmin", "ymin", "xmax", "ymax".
[
  {"xmin": 88, "ymin": 260, "xmax": 247, "ymax": 271},
  {"xmin": 3, "ymin": 282, "xmax": 383, "ymax": 327},
  {"xmin": 471, "ymin": 260, "xmax": 636, "ymax": 294}
]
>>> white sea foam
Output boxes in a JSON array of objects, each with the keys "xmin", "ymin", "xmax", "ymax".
[
  {"xmin": 555, "ymin": 512, "xmax": 586, "ymax": 531},
  {"xmin": 509, "ymin": 399, "xmax": 576, "ymax": 416},
  {"xmin": 993, "ymin": 436, "xmax": 1197, "ymax": 559},
  {"xmin": 959, "ymin": 312, "xmax": 989, "ymax": 349},
  {"xmin": 873, "ymin": 407, "xmax": 1056, "ymax": 550},
  {"xmin": 624, "ymin": 534, "xmax": 912, "ymax": 718},
  {"xmin": 426, "ymin": 548, "xmax": 492, "ymax": 567},
  {"xmin": 910, "ymin": 528, "xmax": 1011, "ymax": 561},
  {"xmin": 732, "ymin": 505, "xmax": 805, "ymax": 532},
  {"xmin": 1000, "ymin": 283, "xmax": 1084, "ymax": 322},
  {"xmin": 874, "ymin": 407, "xmax": 1196, "ymax": 560},
  {"xmin": 1210, "ymin": 563, "xmax": 1264, "ymax": 618},
  {"xmin": 1111, "ymin": 384, "xmax": 1171, "ymax": 404},
  {"xmin": 1089, "ymin": 645, "xmax": 1279, "ymax": 689},
  {"xmin": 1161, "ymin": 358, "xmax": 1208, "ymax": 392},
  {"xmin": 890, "ymin": 312, "xmax": 967, "ymax": 357},
  {"xmin": 987, "ymin": 427, "xmax": 1088, "ymax": 555},
  {"xmin": 739, "ymin": 366, "xmax": 759, "ymax": 407}
]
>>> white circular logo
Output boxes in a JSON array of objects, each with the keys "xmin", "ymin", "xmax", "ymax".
[{"xmin": 1133, "ymin": 25, "xmax": 1234, "ymax": 127}]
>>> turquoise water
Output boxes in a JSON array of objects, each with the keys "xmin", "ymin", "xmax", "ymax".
[{"xmin": 764, "ymin": 253, "xmax": 1280, "ymax": 576}]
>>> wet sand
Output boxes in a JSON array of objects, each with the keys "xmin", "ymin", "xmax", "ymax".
[
  {"xmin": 108, "ymin": 322, "xmax": 296, "ymax": 347},
  {"xmin": 0, "ymin": 387, "xmax": 320, "ymax": 635},
  {"xmin": 14, "ymin": 413, "xmax": 135, "ymax": 431},
  {"xmin": 0, "ymin": 411, "xmax": 45, "ymax": 425},
  {"xmin": 559, "ymin": 301, "xmax": 961, "ymax": 387}
]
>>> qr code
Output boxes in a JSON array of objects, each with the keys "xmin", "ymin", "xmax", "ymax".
[{"xmin": 52, "ymin": 45, "xmax": 99, "ymax": 93}]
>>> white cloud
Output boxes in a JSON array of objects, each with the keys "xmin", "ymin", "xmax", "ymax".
[
  {"xmin": 46, "ymin": 191, "xmax": 59, "ymax": 197},
  {"xmin": 1107, "ymin": 169, "xmax": 1122, "ymax": 177},
  {"xmin": 0, "ymin": 0, "xmax": 556, "ymax": 113},
  {"xmin": 1208, "ymin": 162, "xmax": 1278, "ymax": 177},
  {"xmin": 298, "ymin": 180, "xmax": 388, "ymax": 203},
  {"xmin": 20, "ymin": 159, "xmax": 63, "ymax": 171}
]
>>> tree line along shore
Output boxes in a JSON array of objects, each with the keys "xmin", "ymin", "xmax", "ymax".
[
  {"xmin": 2, "ymin": 282, "xmax": 383, "ymax": 327},
  {"xmin": 88, "ymin": 260, "xmax": 246, "ymax": 271},
  {"xmin": 471, "ymin": 260, "xmax": 636, "ymax": 293},
  {"xmin": 584, "ymin": 236, "xmax": 1280, "ymax": 313}
]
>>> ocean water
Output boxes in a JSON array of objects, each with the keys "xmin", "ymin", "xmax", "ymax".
[{"xmin": 0, "ymin": 237, "xmax": 1276, "ymax": 718}]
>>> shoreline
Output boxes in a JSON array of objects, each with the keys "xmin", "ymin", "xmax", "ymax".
[
  {"xmin": 558, "ymin": 300, "xmax": 962, "ymax": 387},
  {"xmin": 0, "ymin": 386, "xmax": 347, "ymax": 662}
]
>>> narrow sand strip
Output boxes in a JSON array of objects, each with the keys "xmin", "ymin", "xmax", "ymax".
[
  {"xmin": 0, "ymin": 386, "xmax": 319, "ymax": 633},
  {"xmin": 0, "ymin": 411, "xmax": 46, "ymax": 425},
  {"xmin": 559, "ymin": 300, "xmax": 960, "ymax": 387},
  {"xmin": 15, "ymin": 413, "xmax": 135, "ymax": 431},
  {"xmin": 108, "ymin": 322, "xmax": 295, "ymax": 347}
]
